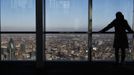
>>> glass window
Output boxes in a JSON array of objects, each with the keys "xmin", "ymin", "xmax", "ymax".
[
  {"xmin": 92, "ymin": 0, "xmax": 134, "ymax": 61},
  {"xmin": 92, "ymin": 34, "xmax": 133, "ymax": 61},
  {"xmin": 45, "ymin": 0, "xmax": 89, "ymax": 61},
  {"xmin": 1, "ymin": 34, "xmax": 36, "ymax": 60},
  {"xmin": 92, "ymin": 34, "xmax": 115, "ymax": 60},
  {"xmin": 45, "ymin": 34, "xmax": 88, "ymax": 61},
  {"xmin": 1, "ymin": 0, "xmax": 35, "ymax": 31},
  {"xmin": 1, "ymin": 0, "xmax": 36, "ymax": 61},
  {"xmin": 93, "ymin": 0, "xmax": 133, "ymax": 32},
  {"xmin": 46, "ymin": 0, "xmax": 88, "ymax": 32}
]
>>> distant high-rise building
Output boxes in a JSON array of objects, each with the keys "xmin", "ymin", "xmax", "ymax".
[
  {"xmin": 1, "ymin": 48, "xmax": 8, "ymax": 60},
  {"xmin": 7, "ymin": 38, "xmax": 17, "ymax": 60},
  {"xmin": 20, "ymin": 39, "xmax": 26, "ymax": 52}
]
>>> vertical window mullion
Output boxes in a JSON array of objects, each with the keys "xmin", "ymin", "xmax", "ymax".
[
  {"xmin": 88, "ymin": 0, "xmax": 92, "ymax": 61},
  {"xmin": 36, "ymin": 0, "xmax": 43, "ymax": 67},
  {"xmin": 43, "ymin": 0, "xmax": 46, "ymax": 61},
  {"xmin": 133, "ymin": 0, "xmax": 134, "ymax": 61},
  {"xmin": 0, "ymin": 0, "xmax": 1, "ymax": 61}
]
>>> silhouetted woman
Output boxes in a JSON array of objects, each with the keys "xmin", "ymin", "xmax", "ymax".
[{"xmin": 100, "ymin": 12, "xmax": 134, "ymax": 63}]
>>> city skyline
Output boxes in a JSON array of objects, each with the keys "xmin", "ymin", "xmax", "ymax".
[
  {"xmin": 1, "ymin": 34, "xmax": 36, "ymax": 60},
  {"xmin": 92, "ymin": 34, "xmax": 134, "ymax": 61},
  {"xmin": 45, "ymin": 34, "xmax": 88, "ymax": 60}
]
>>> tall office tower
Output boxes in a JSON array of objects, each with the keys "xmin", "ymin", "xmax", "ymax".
[
  {"xmin": 20, "ymin": 39, "xmax": 26, "ymax": 53},
  {"xmin": 1, "ymin": 48, "xmax": 8, "ymax": 60},
  {"xmin": 7, "ymin": 38, "xmax": 17, "ymax": 60}
]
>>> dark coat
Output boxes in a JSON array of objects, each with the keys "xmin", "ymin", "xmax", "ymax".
[{"xmin": 100, "ymin": 19, "xmax": 133, "ymax": 48}]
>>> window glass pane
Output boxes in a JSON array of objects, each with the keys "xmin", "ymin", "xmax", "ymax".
[
  {"xmin": 46, "ymin": 0, "xmax": 88, "ymax": 32},
  {"xmin": 92, "ymin": 34, "xmax": 133, "ymax": 61},
  {"xmin": 93, "ymin": 0, "xmax": 133, "ymax": 31},
  {"xmin": 127, "ymin": 34, "xmax": 134, "ymax": 61},
  {"xmin": 92, "ymin": 34, "xmax": 115, "ymax": 61},
  {"xmin": 45, "ymin": 34, "xmax": 88, "ymax": 61},
  {"xmin": 1, "ymin": 34, "xmax": 36, "ymax": 60},
  {"xmin": 92, "ymin": 0, "xmax": 134, "ymax": 61},
  {"xmin": 1, "ymin": 0, "xmax": 35, "ymax": 31}
]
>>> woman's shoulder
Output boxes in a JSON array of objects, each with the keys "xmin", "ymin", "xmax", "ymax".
[{"xmin": 114, "ymin": 19, "xmax": 128, "ymax": 22}]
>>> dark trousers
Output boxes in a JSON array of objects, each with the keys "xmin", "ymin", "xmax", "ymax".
[{"xmin": 115, "ymin": 48, "xmax": 126, "ymax": 63}]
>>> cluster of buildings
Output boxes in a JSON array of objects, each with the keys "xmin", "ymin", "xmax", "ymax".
[
  {"xmin": 45, "ymin": 34, "xmax": 88, "ymax": 61},
  {"xmin": 45, "ymin": 34, "xmax": 134, "ymax": 61},
  {"xmin": 92, "ymin": 34, "xmax": 134, "ymax": 61},
  {"xmin": 1, "ymin": 34, "xmax": 36, "ymax": 60},
  {"xmin": 1, "ymin": 34, "xmax": 133, "ymax": 61}
]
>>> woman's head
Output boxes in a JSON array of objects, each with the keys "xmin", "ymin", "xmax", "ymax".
[{"xmin": 116, "ymin": 12, "xmax": 124, "ymax": 20}]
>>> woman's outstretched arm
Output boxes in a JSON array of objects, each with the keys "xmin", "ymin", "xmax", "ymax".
[
  {"xmin": 99, "ymin": 20, "xmax": 114, "ymax": 32},
  {"xmin": 125, "ymin": 20, "xmax": 134, "ymax": 33}
]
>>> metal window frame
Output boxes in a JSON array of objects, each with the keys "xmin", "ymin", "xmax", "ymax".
[
  {"xmin": 0, "ymin": 0, "xmax": 134, "ymax": 67},
  {"xmin": 43, "ymin": 0, "xmax": 91, "ymax": 62},
  {"xmin": 91, "ymin": 0, "xmax": 134, "ymax": 62},
  {"xmin": 0, "ymin": 0, "xmax": 37, "ymax": 62}
]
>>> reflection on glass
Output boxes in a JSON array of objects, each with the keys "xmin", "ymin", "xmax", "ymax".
[
  {"xmin": 1, "ymin": 34, "xmax": 36, "ymax": 60},
  {"xmin": 46, "ymin": 0, "xmax": 88, "ymax": 32},
  {"xmin": 93, "ymin": 0, "xmax": 133, "ymax": 31},
  {"xmin": 45, "ymin": 34, "xmax": 88, "ymax": 61},
  {"xmin": 1, "ymin": 0, "xmax": 35, "ymax": 31},
  {"xmin": 92, "ymin": 34, "xmax": 133, "ymax": 61}
]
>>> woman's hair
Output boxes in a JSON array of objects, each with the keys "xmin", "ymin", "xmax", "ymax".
[{"xmin": 116, "ymin": 11, "xmax": 124, "ymax": 20}]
